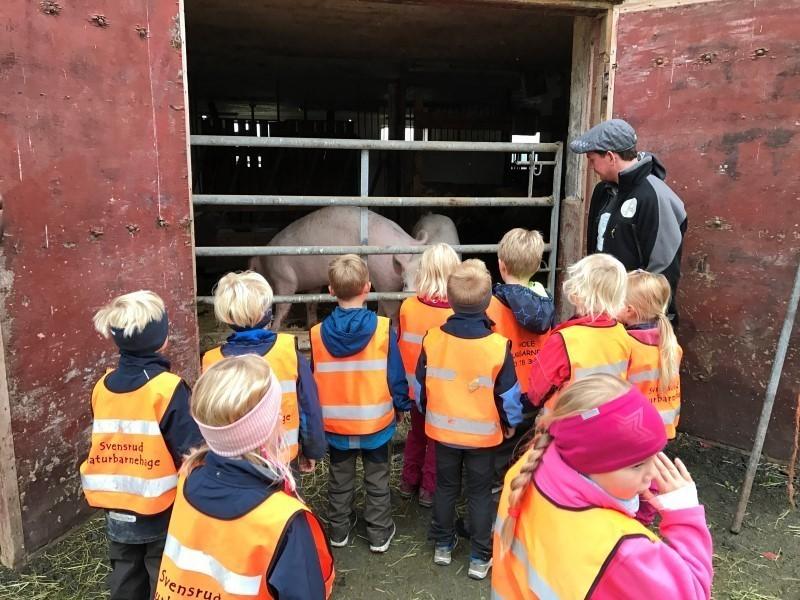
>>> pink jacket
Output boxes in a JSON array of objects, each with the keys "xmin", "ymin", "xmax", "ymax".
[{"xmin": 535, "ymin": 446, "xmax": 713, "ymax": 600}]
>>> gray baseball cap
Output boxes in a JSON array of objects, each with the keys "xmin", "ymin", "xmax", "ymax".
[{"xmin": 569, "ymin": 119, "xmax": 638, "ymax": 154}]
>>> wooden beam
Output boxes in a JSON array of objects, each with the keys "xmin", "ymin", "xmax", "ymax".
[
  {"xmin": 557, "ymin": 15, "xmax": 598, "ymax": 318},
  {"xmin": 619, "ymin": 0, "xmax": 726, "ymax": 13},
  {"xmin": 0, "ymin": 321, "xmax": 25, "ymax": 568},
  {"xmin": 373, "ymin": 0, "xmax": 621, "ymax": 12}
]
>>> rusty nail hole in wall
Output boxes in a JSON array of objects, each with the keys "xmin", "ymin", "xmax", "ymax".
[
  {"xmin": 156, "ymin": 217, "xmax": 169, "ymax": 228},
  {"xmin": 40, "ymin": 1, "xmax": 61, "ymax": 15},
  {"xmin": 89, "ymin": 14, "xmax": 109, "ymax": 27},
  {"xmin": 698, "ymin": 52, "xmax": 716, "ymax": 64},
  {"xmin": 653, "ymin": 57, "xmax": 666, "ymax": 67},
  {"xmin": 753, "ymin": 47, "xmax": 769, "ymax": 58},
  {"xmin": 135, "ymin": 26, "xmax": 149, "ymax": 38},
  {"xmin": 126, "ymin": 224, "xmax": 140, "ymax": 235}
]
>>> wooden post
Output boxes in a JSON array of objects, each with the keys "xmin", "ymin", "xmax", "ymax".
[
  {"xmin": 558, "ymin": 15, "xmax": 598, "ymax": 319},
  {"xmin": 0, "ymin": 321, "xmax": 25, "ymax": 568}
]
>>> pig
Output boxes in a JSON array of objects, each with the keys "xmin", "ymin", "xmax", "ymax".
[
  {"xmin": 402, "ymin": 212, "xmax": 462, "ymax": 290},
  {"xmin": 250, "ymin": 206, "xmax": 429, "ymax": 330}
]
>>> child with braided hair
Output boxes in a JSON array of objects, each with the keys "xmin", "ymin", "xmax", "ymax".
[{"xmin": 492, "ymin": 375, "xmax": 713, "ymax": 600}]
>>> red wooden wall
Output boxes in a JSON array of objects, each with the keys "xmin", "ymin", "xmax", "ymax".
[
  {"xmin": 0, "ymin": 0, "xmax": 198, "ymax": 555},
  {"xmin": 614, "ymin": 0, "xmax": 800, "ymax": 459}
]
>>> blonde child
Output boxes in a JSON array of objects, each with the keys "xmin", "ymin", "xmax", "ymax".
[
  {"xmin": 397, "ymin": 243, "xmax": 460, "ymax": 507},
  {"xmin": 619, "ymin": 270, "xmax": 682, "ymax": 439},
  {"xmin": 80, "ymin": 291, "xmax": 202, "ymax": 600},
  {"xmin": 492, "ymin": 375, "xmax": 712, "ymax": 599},
  {"xmin": 415, "ymin": 259, "xmax": 523, "ymax": 580},
  {"xmin": 486, "ymin": 228, "xmax": 554, "ymax": 494},
  {"xmin": 202, "ymin": 271, "xmax": 325, "ymax": 471},
  {"xmin": 155, "ymin": 355, "xmax": 334, "ymax": 599},
  {"xmin": 527, "ymin": 253, "xmax": 632, "ymax": 409},
  {"xmin": 309, "ymin": 255, "xmax": 410, "ymax": 552}
]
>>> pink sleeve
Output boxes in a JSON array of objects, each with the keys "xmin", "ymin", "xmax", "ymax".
[
  {"xmin": 527, "ymin": 333, "xmax": 571, "ymax": 407},
  {"xmin": 591, "ymin": 506, "xmax": 713, "ymax": 600}
]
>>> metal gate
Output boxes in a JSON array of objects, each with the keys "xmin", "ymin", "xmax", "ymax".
[{"xmin": 191, "ymin": 135, "xmax": 563, "ymax": 305}]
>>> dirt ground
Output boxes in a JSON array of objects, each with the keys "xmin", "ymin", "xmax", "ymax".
[{"xmin": 1, "ymin": 433, "xmax": 798, "ymax": 599}]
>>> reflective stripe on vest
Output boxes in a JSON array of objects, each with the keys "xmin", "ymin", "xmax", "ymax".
[
  {"xmin": 79, "ymin": 372, "xmax": 180, "ymax": 515},
  {"xmin": 492, "ymin": 449, "xmax": 659, "ymax": 600},
  {"xmin": 398, "ymin": 297, "xmax": 454, "ymax": 400},
  {"xmin": 311, "ymin": 317, "xmax": 394, "ymax": 435},
  {"xmin": 627, "ymin": 332, "xmax": 682, "ymax": 440},
  {"xmin": 486, "ymin": 296, "xmax": 550, "ymax": 395},
  {"xmin": 157, "ymin": 478, "xmax": 335, "ymax": 600},
  {"xmin": 81, "ymin": 473, "xmax": 178, "ymax": 498},
  {"xmin": 92, "ymin": 419, "xmax": 161, "ymax": 436},
  {"xmin": 202, "ymin": 336, "xmax": 302, "ymax": 459},
  {"xmin": 573, "ymin": 359, "xmax": 629, "ymax": 380},
  {"xmin": 423, "ymin": 327, "xmax": 507, "ymax": 448},
  {"xmin": 315, "ymin": 359, "xmax": 386, "ymax": 373},
  {"xmin": 163, "ymin": 534, "xmax": 262, "ymax": 596}
]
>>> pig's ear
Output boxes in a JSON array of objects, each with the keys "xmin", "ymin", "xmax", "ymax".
[{"xmin": 415, "ymin": 230, "xmax": 430, "ymax": 244}]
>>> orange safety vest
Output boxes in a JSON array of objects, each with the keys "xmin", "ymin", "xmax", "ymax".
[
  {"xmin": 492, "ymin": 449, "xmax": 660, "ymax": 600},
  {"xmin": 545, "ymin": 322, "xmax": 632, "ymax": 410},
  {"xmin": 80, "ymin": 372, "xmax": 180, "ymax": 515},
  {"xmin": 627, "ymin": 334, "xmax": 683, "ymax": 440},
  {"xmin": 202, "ymin": 335, "xmax": 302, "ymax": 459},
  {"xmin": 398, "ymin": 297, "xmax": 454, "ymax": 400},
  {"xmin": 422, "ymin": 327, "xmax": 507, "ymax": 448},
  {"xmin": 156, "ymin": 477, "xmax": 335, "ymax": 600},
  {"xmin": 486, "ymin": 296, "xmax": 550, "ymax": 395},
  {"xmin": 310, "ymin": 316, "xmax": 394, "ymax": 436}
]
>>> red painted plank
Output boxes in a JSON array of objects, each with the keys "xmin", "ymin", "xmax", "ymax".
[
  {"xmin": 615, "ymin": 0, "xmax": 800, "ymax": 459},
  {"xmin": 0, "ymin": 1, "xmax": 197, "ymax": 552}
]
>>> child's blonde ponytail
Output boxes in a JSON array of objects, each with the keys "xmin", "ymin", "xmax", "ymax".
[{"xmin": 656, "ymin": 312, "xmax": 681, "ymax": 391}]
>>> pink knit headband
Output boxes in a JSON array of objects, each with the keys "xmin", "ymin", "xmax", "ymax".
[
  {"xmin": 194, "ymin": 371, "xmax": 282, "ymax": 457},
  {"xmin": 550, "ymin": 387, "xmax": 667, "ymax": 474}
]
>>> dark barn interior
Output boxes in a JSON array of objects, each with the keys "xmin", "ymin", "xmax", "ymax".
[{"xmin": 185, "ymin": 0, "xmax": 575, "ymax": 326}]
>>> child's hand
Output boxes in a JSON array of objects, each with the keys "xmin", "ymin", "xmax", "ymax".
[
  {"xmin": 643, "ymin": 453, "xmax": 699, "ymax": 512},
  {"xmin": 503, "ymin": 426, "xmax": 516, "ymax": 439},
  {"xmin": 298, "ymin": 456, "xmax": 316, "ymax": 473}
]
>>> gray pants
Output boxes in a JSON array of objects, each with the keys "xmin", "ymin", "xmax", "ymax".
[{"xmin": 328, "ymin": 442, "xmax": 393, "ymax": 543}]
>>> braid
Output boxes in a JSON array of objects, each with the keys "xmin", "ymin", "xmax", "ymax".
[{"xmin": 498, "ymin": 426, "xmax": 553, "ymax": 555}]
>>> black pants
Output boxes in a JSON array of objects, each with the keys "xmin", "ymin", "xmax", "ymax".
[
  {"xmin": 431, "ymin": 443, "xmax": 494, "ymax": 560},
  {"xmin": 108, "ymin": 537, "xmax": 166, "ymax": 600},
  {"xmin": 493, "ymin": 416, "xmax": 536, "ymax": 492}
]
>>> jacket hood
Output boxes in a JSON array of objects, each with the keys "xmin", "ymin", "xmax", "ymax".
[
  {"xmin": 534, "ymin": 445, "xmax": 639, "ymax": 517},
  {"xmin": 184, "ymin": 451, "xmax": 284, "ymax": 519},
  {"xmin": 619, "ymin": 153, "xmax": 667, "ymax": 192},
  {"xmin": 320, "ymin": 307, "xmax": 378, "ymax": 357},
  {"xmin": 626, "ymin": 323, "xmax": 661, "ymax": 346}
]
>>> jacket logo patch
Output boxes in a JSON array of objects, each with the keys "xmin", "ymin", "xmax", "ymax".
[{"xmin": 621, "ymin": 198, "xmax": 637, "ymax": 218}]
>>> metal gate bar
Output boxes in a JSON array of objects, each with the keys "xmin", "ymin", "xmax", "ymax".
[{"xmin": 192, "ymin": 135, "xmax": 563, "ymax": 303}]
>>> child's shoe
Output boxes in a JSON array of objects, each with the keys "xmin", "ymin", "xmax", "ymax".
[
  {"xmin": 418, "ymin": 488, "xmax": 434, "ymax": 508},
  {"xmin": 468, "ymin": 556, "xmax": 492, "ymax": 580},
  {"xmin": 433, "ymin": 536, "xmax": 458, "ymax": 566},
  {"xmin": 329, "ymin": 514, "xmax": 357, "ymax": 548},
  {"xmin": 369, "ymin": 522, "xmax": 396, "ymax": 553}
]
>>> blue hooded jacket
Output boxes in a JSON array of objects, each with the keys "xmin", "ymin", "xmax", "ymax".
[
  {"xmin": 313, "ymin": 307, "xmax": 410, "ymax": 450},
  {"xmin": 209, "ymin": 327, "xmax": 327, "ymax": 461}
]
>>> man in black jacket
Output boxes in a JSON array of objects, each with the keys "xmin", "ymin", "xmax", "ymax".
[{"xmin": 570, "ymin": 119, "xmax": 687, "ymax": 323}]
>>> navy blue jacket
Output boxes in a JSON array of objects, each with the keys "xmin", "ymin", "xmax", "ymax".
[
  {"xmin": 103, "ymin": 353, "xmax": 203, "ymax": 544},
  {"xmin": 212, "ymin": 328, "xmax": 327, "ymax": 461},
  {"xmin": 184, "ymin": 453, "xmax": 327, "ymax": 599},
  {"xmin": 311, "ymin": 307, "xmax": 410, "ymax": 450},
  {"xmin": 413, "ymin": 312, "xmax": 523, "ymax": 434},
  {"xmin": 492, "ymin": 281, "xmax": 555, "ymax": 334}
]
